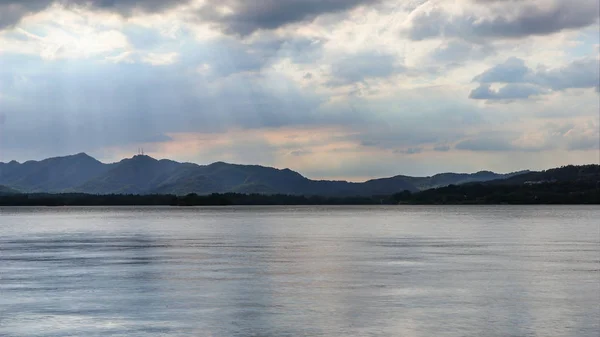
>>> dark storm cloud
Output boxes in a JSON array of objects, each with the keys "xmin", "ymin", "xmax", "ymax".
[
  {"xmin": 1, "ymin": 0, "xmax": 383, "ymax": 35},
  {"xmin": 470, "ymin": 57, "xmax": 600, "ymax": 100},
  {"xmin": 196, "ymin": 0, "xmax": 382, "ymax": 36},
  {"xmin": 0, "ymin": 0, "xmax": 190, "ymax": 29},
  {"xmin": 0, "ymin": 0, "xmax": 50, "ymax": 29},
  {"xmin": 406, "ymin": 0, "xmax": 599, "ymax": 41}
]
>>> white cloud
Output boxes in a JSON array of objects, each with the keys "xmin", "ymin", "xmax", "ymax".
[{"xmin": 141, "ymin": 52, "xmax": 179, "ymax": 65}]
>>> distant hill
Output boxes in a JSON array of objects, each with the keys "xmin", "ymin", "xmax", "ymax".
[
  {"xmin": 399, "ymin": 170, "xmax": 527, "ymax": 190},
  {"xmin": 75, "ymin": 156, "xmax": 183, "ymax": 194},
  {"xmin": 0, "ymin": 153, "xmax": 528, "ymax": 196},
  {"xmin": 0, "ymin": 185, "xmax": 19, "ymax": 196},
  {"xmin": 0, "ymin": 153, "xmax": 110, "ymax": 193},
  {"xmin": 485, "ymin": 165, "xmax": 600, "ymax": 185},
  {"xmin": 395, "ymin": 165, "xmax": 600, "ymax": 204},
  {"xmin": 80, "ymin": 157, "xmax": 418, "ymax": 196}
]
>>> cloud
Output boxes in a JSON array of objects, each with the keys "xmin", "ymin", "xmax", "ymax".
[
  {"xmin": 141, "ymin": 52, "xmax": 179, "ymax": 66},
  {"xmin": 0, "ymin": 1, "xmax": 51, "ymax": 29},
  {"xmin": 395, "ymin": 147, "xmax": 423, "ymax": 154},
  {"xmin": 455, "ymin": 131, "xmax": 551, "ymax": 152},
  {"xmin": 243, "ymin": 34, "xmax": 325, "ymax": 65},
  {"xmin": 429, "ymin": 40, "xmax": 494, "ymax": 63},
  {"xmin": 455, "ymin": 119, "xmax": 599, "ymax": 153},
  {"xmin": 344, "ymin": 96, "xmax": 484, "ymax": 150},
  {"xmin": 548, "ymin": 121, "xmax": 600, "ymax": 151},
  {"xmin": 455, "ymin": 136, "xmax": 516, "ymax": 152},
  {"xmin": 534, "ymin": 58, "xmax": 600, "ymax": 91},
  {"xmin": 405, "ymin": 0, "xmax": 600, "ymax": 41},
  {"xmin": 289, "ymin": 149, "xmax": 312, "ymax": 156},
  {"xmin": 196, "ymin": 0, "xmax": 382, "ymax": 36},
  {"xmin": 329, "ymin": 51, "xmax": 403, "ymax": 85},
  {"xmin": 470, "ymin": 57, "xmax": 600, "ymax": 100},
  {"xmin": 473, "ymin": 57, "xmax": 530, "ymax": 83},
  {"xmin": 0, "ymin": 0, "xmax": 384, "ymax": 37},
  {"xmin": 0, "ymin": 54, "xmax": 324, "ymax": 158},
  {"xmin": 0, "ymin": 0, "xmax": 191, "ymax": 30},
  {"xmin": 469, "ymin": 83, "xmax": 548, "ymax": 100}
]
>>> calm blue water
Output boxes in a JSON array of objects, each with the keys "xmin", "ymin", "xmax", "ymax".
[{"xmin": 1, "ymin": 206, "xmax": 598, "ymax": 336}]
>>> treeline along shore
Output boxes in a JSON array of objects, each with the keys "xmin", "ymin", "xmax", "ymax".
[
  {"xmin": 1, "ymin": 164, "xmax": 598, "ymax": 205},
  {"xmin": 1, "ymin": 180, "xmax": 598, "ymax": 206}
]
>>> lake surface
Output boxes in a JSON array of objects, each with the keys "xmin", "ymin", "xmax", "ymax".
[{"xmin": 0, "ymin": 206, "xmax": 598, "ymax": 336}]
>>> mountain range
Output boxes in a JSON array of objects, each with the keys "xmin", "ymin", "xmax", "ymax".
[{"xmin": 0, "ymin": 153, "xmax": 526, "ymax": 196}]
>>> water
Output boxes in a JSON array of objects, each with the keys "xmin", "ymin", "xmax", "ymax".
[{"xmin": 0, "ymin": 206, "xmax": 598, "ymax": 337}]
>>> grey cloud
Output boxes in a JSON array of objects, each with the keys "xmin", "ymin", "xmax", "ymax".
[
  {"xmin": 534, "ymin": 58, "xmax": 600, "ymax": 90},
  {"xmin": 349, "ymin": 102, "xmax": 483, "ymax": 150},
  {"xmin": 455, "ymin": 121, "xmax": 599, "ymax": 153},
  {"xmin": 455, "ymin": 135, "xmax": 519, "ymax": 152},
  {"xmin": 470, "ymin": 57, "xmax": 600, "ymax": 100},
  {"xmin": 406, "ymin": 0, "xmax": 599, "ymax": 41},
  {"xmin": 329, "ymin": 51, "xmax": 403, "ymax": 85},
  {"xmin": 197, "ymin": 0, "xmax": 381, "ymax": 36},
  {"xmin": 246, "ymin": 34, "xmax": 325, "ymax": 64},
  {"xmin": 1, "ymin": 0, "xmax": 382, "ymax": 35},
  {"xmin": 0, "ymin": 52, "xmax": 324, "ymax": 158},
  {"xmin": 0, "ymin": 0, "xmax": 53, "ymax": 29},
  {"xmin": 395, "ymin": 147, "xmax": 423, "ymax": 154},
  {"xmin": 64, "ymin": 0, "xmax": 189, "ymax": 14},
  {"xmin": 545, "ymin": 122, "xmax": 600, "ymax": 151},
  {"xmin": 473, "ymin": 57, "xmax": 530, "ymax": 83},
  {"xmin": 430, "ymin": 40, "xmax": 495, "ymax": 64},
  {"xmin": 0, "ymin": 0, "xmax": 190, "ymax": 30},
  {"xmin": 289, "ymin": 149, "xmax": 312, "ymax": 156},
  {"xmin": 469, "ymin": 83, "xmax": 547, "ymax": 100},
  {"xmin": 454, "ymin": 137, "xmax": 515, "ymax": 152},
  {"xmin": 567, "ymin": 135, "xmax": 599, "ymax": 151},
  {"xmin": 454, "ymin": 130, "xmax": 552, "ymax": 152},
  {"xmin": 0, "ymin": 49, "xmax": 482, "ymax": 164},
  {"xmin": 169, "ymin": 35, "xmax": 324, "ymax": 77},
  {"xmin": 433, "ymin": 145, "xmax": 450, "ymax": 152}
]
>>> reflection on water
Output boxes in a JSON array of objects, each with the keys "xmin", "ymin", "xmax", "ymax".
[{"xmin": 0, "ymin": 206, "xmax": 598, "ymax": 336}]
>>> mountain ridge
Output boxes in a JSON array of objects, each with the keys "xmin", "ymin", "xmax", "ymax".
[{"xmin": 1, "ymin": 153, "xmax": 529, "ymax": 196}]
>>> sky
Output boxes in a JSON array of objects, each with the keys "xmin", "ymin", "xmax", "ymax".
[{"xmin": 0, "ymin": 0, "xmax": 598, "ymax": 181}]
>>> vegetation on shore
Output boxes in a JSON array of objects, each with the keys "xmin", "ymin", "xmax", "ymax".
[
  {"xmin": 1, "ymin": 165, "xmax": 598, "ymax": 206},
  {"xmin": 0, "ymin": 181, "xmax": 598, "ymax": 206}
]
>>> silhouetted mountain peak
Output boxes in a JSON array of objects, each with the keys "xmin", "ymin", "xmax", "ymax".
[
  {"xmin": 0, "ymin": 152, "xmax": 108, "ymax": 193},
  {"xmin": 73, "ymin": 152, "xmax": 94, "ymax": 159},
  {"xmin": 123, "ymin": 154, "xmax": 159, "ymax": 164},
  {"xmin": 281, "ymin": 168, "xmax": 305, "ymax": 179},
  {"xmin": 208, "ymin": 161, "xmax": 232, "ymax": 168}
]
